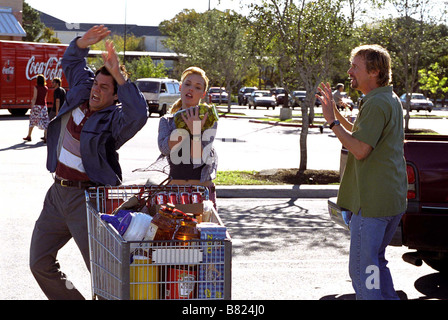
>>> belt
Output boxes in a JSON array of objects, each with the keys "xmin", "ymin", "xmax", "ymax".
[{"xmin": 55, "ymin": 177, "xmax": 95, "ymax": 189}]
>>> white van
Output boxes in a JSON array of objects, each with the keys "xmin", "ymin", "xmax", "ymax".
[{"xmin": 135, "ymin": 78, "xmax": 180, "ymax": 116}]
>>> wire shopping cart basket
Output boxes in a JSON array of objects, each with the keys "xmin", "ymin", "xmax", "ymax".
[{"xmin": 85, "ymin": 185, "xmax": 232, "ymax": 300}]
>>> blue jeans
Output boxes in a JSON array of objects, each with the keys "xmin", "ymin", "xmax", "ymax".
[{"xmin": 349, "ymin": 211, "xmax": 404, "ymax": 300}]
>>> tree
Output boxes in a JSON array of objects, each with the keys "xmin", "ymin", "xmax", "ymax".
[
  {"xmin": 38, "ymin": 27, "xmax": 61, "ymax": 43},
  {"xmin": 160, "ymin": 9, "xmax": 255, "ymax": 111},
  {"xmin": 250, "ymin": 0, "xmax": 352, "ymax": 170},
  {"xmin": 22, "ymin": 2, "xmax": 45, "ymax": 42},
  {"xmin": 419, "ymin": 62, "xmax": 448, "ymax": 106},
  {"xmin": 126, "ymin": 56, "xmax": 169, "ymax": 81},
  {"xmin": 366, "ymin": 0, "xmax": 443, "ymax": 131}
]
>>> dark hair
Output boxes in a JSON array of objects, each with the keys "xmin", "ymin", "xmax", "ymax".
[
  {"xmin": 52, "ymin": 77, "xmax": 61, "ymax": 86},
  {"xmin": 336, "ymin": 83, "xmax": 344, "ymax": 90},
  {"xmin": 36, "ymin": 74, "xmax": 46, "ymax": 87},
  {"xmin": 95, "ymin": 65, "xmax": 128, "ymax": 95}
]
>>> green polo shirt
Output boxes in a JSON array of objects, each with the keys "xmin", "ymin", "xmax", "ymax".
[{"xmin": 337, "ymin": 86, "xmax": 407, "ymax": 218}]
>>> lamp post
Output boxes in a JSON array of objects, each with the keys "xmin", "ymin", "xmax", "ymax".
[{"xmin": 123, "ymin": 0, "xmax": 127, "ymax": 62}]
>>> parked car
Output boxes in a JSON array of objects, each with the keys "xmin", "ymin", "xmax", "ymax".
[
  {"xmin": 276, "ymin": 93, "xmax": 294, "ymax": 107},
  {"xmin": 291, "ymin": 90, "xmax": 322, "ymax": 109},
  {"xmin": 270, "ymin": 87, "xmax": 286, "ymax": 106},
  {"xmin": 248, "ymin": 90, "xmax": 277, "ymax": 109},
  {"xmin": 207, "ymin": 87, "xmax": 229, "ymax": 104},
  {"xmin": 400, "ymin": 93, "xmax": 434, "ymax": 112},
  {"xmin": 291, "ymin": 91, "xmax": 306, "ymax": 108},
  {"xmin": 328, "ymin": 134, "xmax": 448, "ymax": 272},
  {"xmin": 135, "ymin": 78, "xmax": 180, "ymax": 117},
  {"xmin": 238, "ymin": 87, "xmax": 257, "ymax": 105}
]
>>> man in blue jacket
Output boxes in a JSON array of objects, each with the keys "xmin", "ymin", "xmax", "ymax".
[{"xmin": 29, "ymin": 25, "xmax": 148, "ymax": 299}]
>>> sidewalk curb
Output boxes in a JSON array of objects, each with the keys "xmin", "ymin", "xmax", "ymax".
[{"xmin": 216, "ymin": 184, "xmax": 339, "ymax": 199}]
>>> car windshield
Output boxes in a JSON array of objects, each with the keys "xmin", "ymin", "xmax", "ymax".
[
  {"xmin": 412, "ymin": 95, "xmax": 425, "ymax": 100},
  {"xmin": 255, "ymin": 92, "xmax": 271, "ymax": 97},
  {"xmin": 293, "ymin": 91, "xmax": 306, "ymax": 97},
  {"xmin": 136, "ymin": 81, "xmax": 159, "ymax": 93},
  {"xmin": 210, "ymin": 88, "xmax": 225, "ymax": 93}
]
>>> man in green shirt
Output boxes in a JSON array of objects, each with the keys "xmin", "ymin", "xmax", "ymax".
[{"xmin": 317, "ymin": 45, "xmax": 407, "ymax": 300}]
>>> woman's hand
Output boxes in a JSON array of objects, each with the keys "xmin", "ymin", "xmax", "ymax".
[{"xmin": 181, "ymin": 106, "xmax": 208, "ymax": 135}]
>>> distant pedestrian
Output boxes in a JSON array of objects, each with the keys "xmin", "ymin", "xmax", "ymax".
[
  {"xmin": 49, "ymin": 77, "xmax": 66, "ymax": 120},
  {"xmin": 23, "ymin": 74, "xmax": 49, "ymax": 142},
  {"xmin": 333, "ymin": 83, "xmax": 345, "ymax": 111},
  {"xmin": 317, "ymin": 44, "xmax": 407, "ymax": 300}
]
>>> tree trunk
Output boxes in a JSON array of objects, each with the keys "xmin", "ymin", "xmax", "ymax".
[{"xmin": 299, "ymin": 103, "xmax": 309, "ymax": 170}]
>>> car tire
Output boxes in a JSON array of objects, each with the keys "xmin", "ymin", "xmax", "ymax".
[{"xmin": 422, "ymin": 254, "xmax": 448, "ymax": 273}]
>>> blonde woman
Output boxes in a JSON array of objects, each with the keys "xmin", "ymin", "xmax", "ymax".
[{"xmin": 158, "ymin": 67, "xmax": 218, "ymax": 206}]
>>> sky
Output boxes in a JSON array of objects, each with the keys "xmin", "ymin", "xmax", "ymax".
[
  {"xmin": 24, "ymin": 0, "xmax": 253, "ymax": 27},
  {"xmin": 23, "ymin": 0, "xmax": 448, "ymax": 28}
]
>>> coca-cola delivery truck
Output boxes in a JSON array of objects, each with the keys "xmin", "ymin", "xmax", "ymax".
[{"xmin": 0, "ymin": 40, "xmax": 68, "ymax": 116}]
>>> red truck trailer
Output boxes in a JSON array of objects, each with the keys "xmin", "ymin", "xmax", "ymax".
[{"xmin": 0, "ymin": 40, "xmax": 68, "ymax": 116}]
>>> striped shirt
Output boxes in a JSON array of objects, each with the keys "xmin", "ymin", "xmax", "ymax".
[{"xmin": 55, "ymin": 102, "xmax": 94, "ymax": 181}]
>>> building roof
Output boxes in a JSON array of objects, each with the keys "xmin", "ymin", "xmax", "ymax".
[
  {"xmin": 37, "ymin": 10, "xmax": 162, "ymax": 37},
  {"xmin": 0, "ymin": 7, "xmax": 26, "ymax": 37}
]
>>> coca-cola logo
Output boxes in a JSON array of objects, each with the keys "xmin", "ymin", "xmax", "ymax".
[
  {"xmin": 2, "ymin": 60, "xmax": 15, "ymax": 82},
  {"xmin": 26, "ymin": 56, "xmax": 63, "ymax": 81}
]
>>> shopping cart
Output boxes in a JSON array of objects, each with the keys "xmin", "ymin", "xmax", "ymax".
[{"xmin": 85, "ymin": 185, "xmax": 232, "ymax": 300}]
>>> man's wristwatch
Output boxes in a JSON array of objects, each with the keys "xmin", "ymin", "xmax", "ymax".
[{"xmin": 329, "ymin": 120, "xmax": 340, "ymax": 130}]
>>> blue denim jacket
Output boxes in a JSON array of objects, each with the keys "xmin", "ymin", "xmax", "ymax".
[{"xmin": 46, "ymin": 38, "xmax": 148, "ymax": 186}]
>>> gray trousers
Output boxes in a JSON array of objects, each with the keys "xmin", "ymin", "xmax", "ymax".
[{"xmin": 29, "ymin": 183, "xmax": 90, "ymax": 300}]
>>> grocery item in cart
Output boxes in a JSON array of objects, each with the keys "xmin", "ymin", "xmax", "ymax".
[
  {"xmin": 191, "ymin": 191, "xmax": 202, "ymax": 204},
  {"xmin": 173, "ymin": 217, "xmax": 200, "ymax": 243},
  {"xmin": 173, "ymin": 104, "xmax": 219, "ymax": 134},
  {"xmin": 130, "ymin": 256, "xmax": 159, "ymax": 300},
  {"xmin": 100, "ymin": 209, "xmax": 131, "ymax": 230},
  {"xmin": 118, "ymin": 212, "xmax": 153, "ymax": 241},
  {"xmin": 147, "ymin": 204, "xmax": 185, "ymax": 241},
  {"xmin": 202, "ymin": 200, "xmax": 214, "ymax": 222},
  {"xmin": 166, "ymin": 267, "xmax": 197, "ymax": 299},
  {"xmin": 197, "ymin": 222, "xmax": 227, "ymax": 299}
]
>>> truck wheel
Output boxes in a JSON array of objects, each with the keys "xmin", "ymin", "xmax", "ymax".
[
  {"xmin": 8, "ymin": 108, "xmax": 28, "ymax": 116},
  {"xmin": 423, "ymin": 257, "xmax": 448, "ymax": 273}
]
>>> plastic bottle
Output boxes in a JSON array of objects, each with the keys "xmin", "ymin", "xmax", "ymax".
[
  {"xmin": 174, "ymin": 218, "xmax": 200, "ymax": 243},
  {"xmin": 148, "ymin": 204, "xmax": 184, "ymax": 241}
]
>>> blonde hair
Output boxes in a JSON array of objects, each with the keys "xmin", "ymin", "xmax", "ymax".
[
  {"xmin": 170, "ymin": 66, "xmax": 209, "ymax": 114},
  {"xmin": 350, "ymin": 44, "xmax": 392, "ymax": 87}
]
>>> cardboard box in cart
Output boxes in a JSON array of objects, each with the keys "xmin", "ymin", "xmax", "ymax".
[
  {"xmin": 85, "ymin": 185, "xmax": 232, "ymax": 300},
  {"xmin": 198, "ymin": 223, "xmax": 227, "ymax": 299}
]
